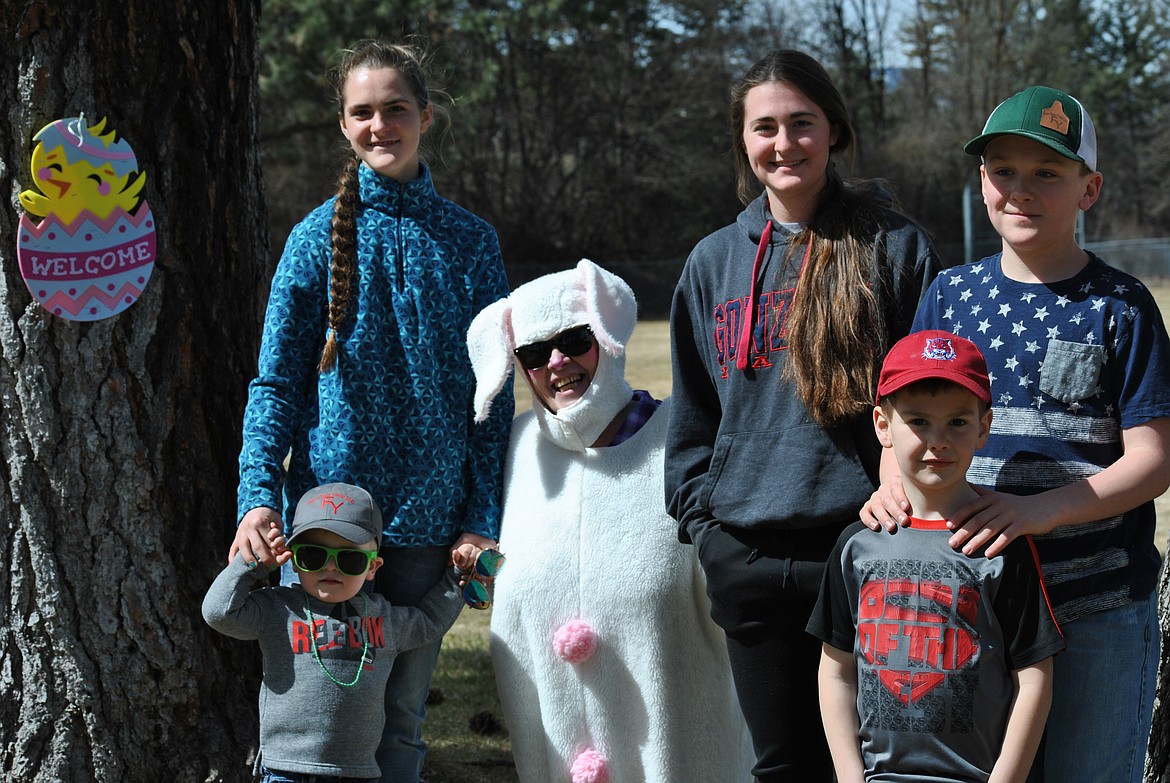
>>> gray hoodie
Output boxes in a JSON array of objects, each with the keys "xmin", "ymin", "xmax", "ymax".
[{"xmin": 665, "ymin": 190, "xmax": 941, "ymax": 546}]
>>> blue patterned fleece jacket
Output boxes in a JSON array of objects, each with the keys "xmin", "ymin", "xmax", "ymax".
[{"xmin": 238, "ymin": 163, "xmax": 513, "ymax": 547}]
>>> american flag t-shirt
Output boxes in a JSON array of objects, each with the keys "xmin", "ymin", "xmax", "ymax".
[{"xmin": 910, "ymin": 252, "xmax": 1170, "ymax": 624}]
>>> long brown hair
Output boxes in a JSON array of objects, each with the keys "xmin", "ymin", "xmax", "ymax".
[
  {"xmin": 318, "ymin": 40, "xmax": 432, "ymax": 373},
  {"xmin": 731, "ymin": 50, "xmax": 891, "ymax": 425}
]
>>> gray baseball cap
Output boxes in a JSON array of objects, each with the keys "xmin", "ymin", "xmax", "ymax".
[{"xmin": 289, "ymin": 482, "xmax": 383, "ymax": 548}]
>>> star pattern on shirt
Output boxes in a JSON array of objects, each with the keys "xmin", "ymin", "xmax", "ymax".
[{"xmin": 924, "ymin": 263, "xmax": 1148, "ymax": 416}]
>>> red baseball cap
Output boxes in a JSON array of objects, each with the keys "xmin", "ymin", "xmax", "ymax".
[{"xmin": 877, "ymin": 330, "xmax": 991, "ymax": 404}]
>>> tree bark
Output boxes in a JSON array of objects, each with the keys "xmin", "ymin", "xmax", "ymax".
[
  {"xmin": 1150, "ymin": 557, "xmax": 1169, "ymax": 782},
  {"xmin": 2, "ymin": 2, "xmax": 267, "ymax": 781}
]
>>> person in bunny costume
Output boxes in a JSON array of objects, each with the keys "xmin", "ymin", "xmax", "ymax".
[{"xmin": 467, "ymin": 259, "xmax": 753, "ymax": 783}]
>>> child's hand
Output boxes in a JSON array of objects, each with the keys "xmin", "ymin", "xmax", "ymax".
[
  {"xmin": 450, "ymin": 533, "xmax": 503, "ymax": 597},
  {"xmin": 450, "ymin": 532, "xmax": 496, "ymax": 570},
  {"xmin": 265, "ymin": 525, "xmax": 292, "ymax": 566},
  {"xmin": 947, "ymin": 488, "xmax": 1055, "ymax": 558},
  {"xmin": 451, "ymin": 542, "xmax": 481, "ymax": 573},
  {"xmin": 859, "ymin": 480, "xmax": 911, "ymax": 533}
]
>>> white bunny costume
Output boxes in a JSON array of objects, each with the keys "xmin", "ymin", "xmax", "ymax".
[{"xmin": 467, "ymin": 259, "xmax": 753, "ymax": 783}]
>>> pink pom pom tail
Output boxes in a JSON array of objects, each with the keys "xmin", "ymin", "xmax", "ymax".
[
  {"xmin": 553, "ymin": 619, "xmax": 599, "ymax": 664},
  {"xmin": 570, "ymin": 748, "xmax": 610, "ymax": 783}
]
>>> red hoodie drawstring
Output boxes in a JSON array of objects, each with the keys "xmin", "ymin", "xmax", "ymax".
[
  {"xmin": 735, "ymin": 222, "xmax": 813, "ymax": 371},
  {"xmin": 736, "ymin": 220, "xmax": 772, "ymax": 371}
]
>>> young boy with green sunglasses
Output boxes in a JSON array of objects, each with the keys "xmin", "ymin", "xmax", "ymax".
[{"xmin": 202, "ymin": 482, "xmax": 463, "ymax": 782}]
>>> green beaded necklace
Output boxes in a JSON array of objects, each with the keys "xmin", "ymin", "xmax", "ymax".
[{"xmin": 304, "ymin": 592, "xmax": 370, "ymax": 688}]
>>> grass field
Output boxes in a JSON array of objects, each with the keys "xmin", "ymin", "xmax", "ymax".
[{"xmin": 423, "ymin": 282, "xmax": 1170, "ymax": 782}]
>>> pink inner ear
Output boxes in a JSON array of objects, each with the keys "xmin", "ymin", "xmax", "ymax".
[{"xmin": 502, "ymin": 306, "xmax": 515, "ymax": 354}]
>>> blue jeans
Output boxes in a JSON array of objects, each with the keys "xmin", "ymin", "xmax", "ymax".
[
  {"xmin": 258, "ymin": 769, "xmax": 377, "ymax": 783},
  {"xmin": 371, "ymin": 545, "xmax": 449, "ymax": 783},
  {"xmin": 1031, "ymin": 592, "xmax": 1159, "ymax": 782}
]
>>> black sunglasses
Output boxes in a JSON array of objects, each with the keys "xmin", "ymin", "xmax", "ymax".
[{"xmin": 514, "ymin": 326, "xmax": 594, "ymax": 370}]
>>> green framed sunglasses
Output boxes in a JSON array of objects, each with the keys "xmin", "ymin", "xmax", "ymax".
[{"xmin": 291, "ymin": 543, "xmax": 377, "ymax": 577}]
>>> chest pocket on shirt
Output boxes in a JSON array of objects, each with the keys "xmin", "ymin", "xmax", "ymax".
[{"xmin": 1040, "ymin": 339, "xmax": 1105, "ymax": 403}]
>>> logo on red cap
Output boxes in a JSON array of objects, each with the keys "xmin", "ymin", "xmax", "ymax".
[{"xmin": 922, "ymin": 337, "xmax": 958, "ymax": 362}]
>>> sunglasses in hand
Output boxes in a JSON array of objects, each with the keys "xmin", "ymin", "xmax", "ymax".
[{"xmin": 459, "ymin": 548, "xmax": 506, "ymax": 610}]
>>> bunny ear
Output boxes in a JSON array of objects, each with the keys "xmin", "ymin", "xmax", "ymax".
[
  {"xmin": 467, "ymin": 297, "xmax": 516, "ymax": 423},
  {"xmin": 577, "ymin": 258, "xmax": 636, "ymax": 356}
]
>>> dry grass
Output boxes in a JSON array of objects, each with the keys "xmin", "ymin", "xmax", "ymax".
[
  {"xmin": 422, "ymin": 609, "xmax": 514, "ymax": 783},
  {"xmin": 427, "ymin": 283, "xmax": 1170, "ymax": 782}
]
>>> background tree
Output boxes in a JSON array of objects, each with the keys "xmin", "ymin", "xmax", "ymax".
[
  {"xmin": 1079, "ymin": 0, "xmax": 1170, "ymax": 237},
  {"xmin": 1154, "ymin": 556, "xmax": 1170, "ymax": 781},
  {"xmin": 1, "ymin": 2, "xmax": 266, "ymax": 781},
  {"xmin": 816, "ymin": 0, "xmax": 896, "ymax": 158},
  {"xmin": 452, "ymin": 0, "xmax": 759, "ymax": 269},
  {"xmin": 257, "ymin": 0, "xmax": 750, "ymax": 290}
]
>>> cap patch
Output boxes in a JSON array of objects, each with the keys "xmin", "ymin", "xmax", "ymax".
[
  {"xmin": 922, "ymin": 337, "xmax": 957, "ymax": 362},
  {"xmin": 1040, "ymin": 101, "xmax": 1070, "ymax": 134}
]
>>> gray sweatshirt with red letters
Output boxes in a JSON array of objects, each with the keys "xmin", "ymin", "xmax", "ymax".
[{"xmin": 202, "ymin": 556, "xmax": 462, "ymax": 778}]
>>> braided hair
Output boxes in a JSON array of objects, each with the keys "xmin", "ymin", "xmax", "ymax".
[{"xmin": 318, "ymin": 40, "xmax": 431, "ymax": 373}]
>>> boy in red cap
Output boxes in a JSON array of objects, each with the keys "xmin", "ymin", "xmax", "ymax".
[{"xmin": 809, "ymin": 330, "xmax": 1064, "ymax": 782}]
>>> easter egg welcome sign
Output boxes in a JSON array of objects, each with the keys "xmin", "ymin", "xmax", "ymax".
[{"xmin": 17, "ymin": 116, "xmax": 156, "ymax": 321}]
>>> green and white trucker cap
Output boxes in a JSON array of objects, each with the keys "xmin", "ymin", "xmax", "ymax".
[{"xmin": 964, "ymin": 85, "xmax": 1097, "ymax": 171}]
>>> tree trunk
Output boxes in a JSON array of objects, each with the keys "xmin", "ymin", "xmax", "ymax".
[
  {"xmin": 1150, "ymin": 557, "xmax": 1170, "ymax": 782},
  {"xmin": 2, "ymin": 2, "xmax": 267, "ymax": 781}
]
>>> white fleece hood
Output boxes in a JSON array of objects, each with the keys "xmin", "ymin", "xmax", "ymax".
[{"xmin": 467, "ymin": 259, "xmax": 637, "ymax": 452}]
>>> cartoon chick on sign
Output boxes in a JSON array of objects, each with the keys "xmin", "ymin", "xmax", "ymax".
[
  {"xmin": 17, "ymin": 116, "xmax": 157, "ymax": 321},
  {"xmin": 19, "ymin": 116, "xmax": 146, "ymax": 224}
]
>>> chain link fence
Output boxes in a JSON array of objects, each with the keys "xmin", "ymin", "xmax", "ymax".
[{"xmin": 1084, "ymin": 238, "xmax": 1170, "ymax": 282}]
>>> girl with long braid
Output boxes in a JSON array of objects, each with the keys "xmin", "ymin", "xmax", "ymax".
[
  {"xmin": 230, "ymin": 39, "xmax": 512, "ymax": 783},
  {"xmin": 664, "ymin": 50, "xmax": 941, "ymax": 782}
]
